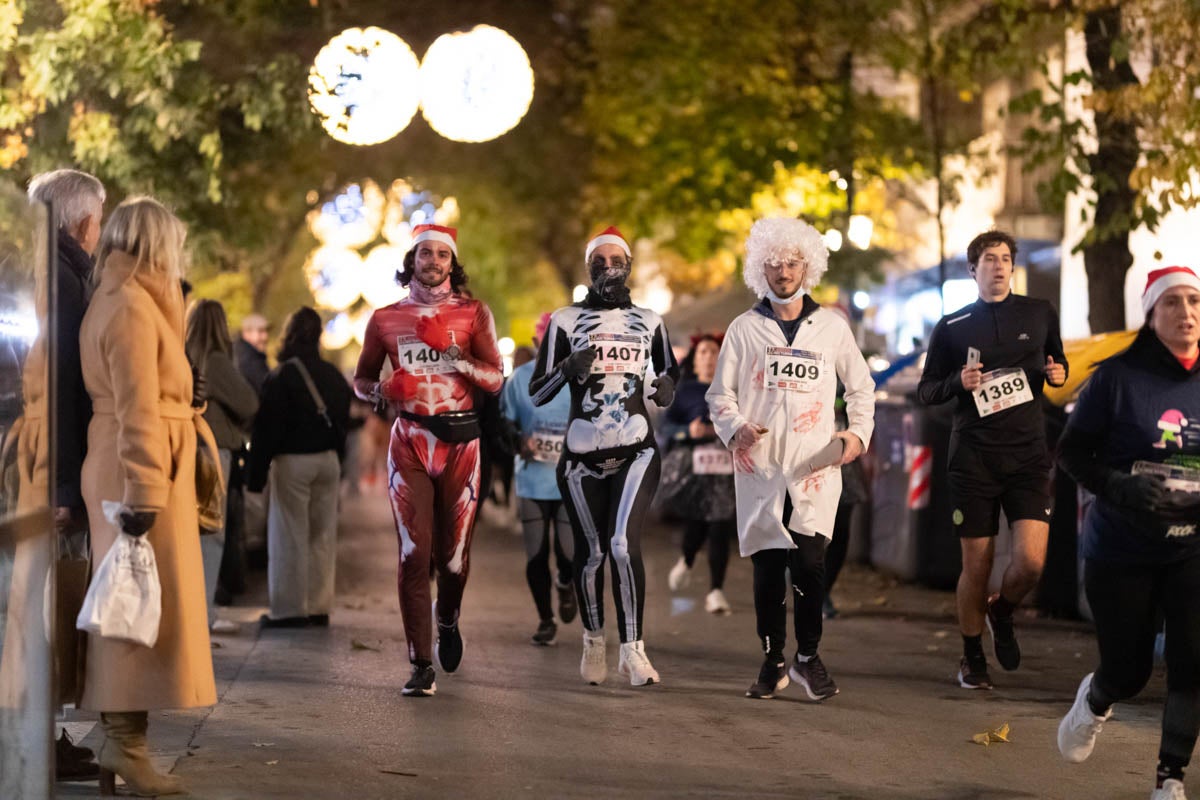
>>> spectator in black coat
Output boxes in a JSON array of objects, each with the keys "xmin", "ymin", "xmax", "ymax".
[
  {"xmin": 247, "ymin": 308, "xmax": 352, "ymax": 628},
  {"xmin": 234, "ymin": 313, "xmax": 270, "ymax": 395}
]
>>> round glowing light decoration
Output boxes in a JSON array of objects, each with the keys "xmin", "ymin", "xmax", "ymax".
[
  {"xmin": 419, "ymin": 25, "xmax": 535, "ymax": 143},
  {"xmin": 497, "ymin": 337, "xmax": 516, "ymax": 357},
  {"xmin": 322, "ymin": 313, "xmax": 355, "ymax": 350},
  {"xmin": 305, "ymin": 246, "xmax": 364, "ymax": 311},
  {"xmin": 362, "ymin": 244, "xmax": 410, "ymax": 308},
  {"xmin": 308, "ymin": 181, "xmax": 386, "ymax": 249},
  {"xmin": 308, "ymin": 27, "xmax": 421, "ymax": 146}
]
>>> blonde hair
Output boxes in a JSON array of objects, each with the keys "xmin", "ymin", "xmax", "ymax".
[{"xmin": 94, "ymin": 196, "xmax": 187, "ymax": 286}]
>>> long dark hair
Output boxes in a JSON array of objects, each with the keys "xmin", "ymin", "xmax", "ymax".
[
  {"xmin": 396, "ymin": 249, "xmax": 470, "ymax": 295},
  {"xmin": 277, "ymin": 306, "xmax": 322, "ymax": 361}
]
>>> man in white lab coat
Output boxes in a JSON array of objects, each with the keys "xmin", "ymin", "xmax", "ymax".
[{"xmin": 706, "ymin": 218, "xmax": 875, "ymax": 701}]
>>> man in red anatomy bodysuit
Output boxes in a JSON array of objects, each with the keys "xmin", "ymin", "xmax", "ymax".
[{"xmin": 354, "ymin": 224, "xmax": 503, "ymax": 697}]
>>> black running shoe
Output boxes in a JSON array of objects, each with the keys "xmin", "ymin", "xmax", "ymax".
[
  {"xmin": 402, "ymin": 664, "xmax": 437, "ymax": 697},
  {"xmin": 789, "ymin": 653, "xmax": 839, "ymax": 700},
  {"xmin": 557, "ymin": 580, "xmax": 578, "ymax": 624},
  {"xmin": 435, "ymin": 620, "xmax": 464, "ymax": 673},
  {"xmin": 957, "ymin": 655, "xmax": 993, "ymax": 690},
  {"xmin": 986, "ymin": 597, "xmax": 1021, "ymax": 671},
  {"xmin": 746, "ymin": 658, "xmax": 789, "ymax": 699},
  {"xmin": 531, "ymin": 619, "xmax": 558, "ymax": 646}
]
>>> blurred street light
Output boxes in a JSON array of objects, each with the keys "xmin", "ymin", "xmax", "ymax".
[{"xmin": 848, "ymin": 215, "xmax": 874, "ymax": 250}]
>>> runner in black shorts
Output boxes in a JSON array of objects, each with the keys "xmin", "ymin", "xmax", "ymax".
[{"xmin": 917, "ymin": 230, "xmax": 1068, "ymax": 690}]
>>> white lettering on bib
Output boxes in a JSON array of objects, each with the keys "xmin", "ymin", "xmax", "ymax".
[
  {"xmin": 765, "ymin": 346, "xmax": 824, "ymax": 392},
  {"xmin": 692, "ymin": 444, "xmax": 734, "ymax": 475},
  {"xmin": 397, "ymin": 335, "xmax": 456, "ymax": 377},
  {"xmin": 973, "ymin": 368, "xmax": 1033, "ymax": 418},
  {"xmin": 530, "ymin": 426, "xmax": 566, "ymax": 464},
  {"xmin": 589, "ymin": 333, "xmax": 648, "ymax": 375}
]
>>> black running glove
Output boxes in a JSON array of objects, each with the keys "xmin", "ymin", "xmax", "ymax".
[
  {"xmin": 1103, "ymin": 472, "xmax": 1168, "ymax": 514},
  {"xmin": 119, "ymin": 510, "xmax": 157, "ymax": 537},
  {"xmin": 560, "ymin": 348, "xmax": 597, "ymax": 380},
  {"xmin": 648, "ymin": 374, "xmax": 675, "ymax": 408}
]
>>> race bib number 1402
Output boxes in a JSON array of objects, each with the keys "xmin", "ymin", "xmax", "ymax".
[{"xmin": 397, "ymin": 335, "xmax": 456, "ymax": 377}]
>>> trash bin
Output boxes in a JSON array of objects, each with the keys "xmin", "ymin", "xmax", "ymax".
[{"xmin": 869, "ymin": 394, "xmax": 960, "ymax": 588}]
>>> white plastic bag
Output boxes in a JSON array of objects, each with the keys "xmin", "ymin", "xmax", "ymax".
[{"xmin": 75, "ymin": 501, "xmax": 162, "ymax": 647}]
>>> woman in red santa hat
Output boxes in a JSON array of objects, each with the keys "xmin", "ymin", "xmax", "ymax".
[{"xmin": 1057, "ymin": 266, "xmax": 1200, "ymax": 800}]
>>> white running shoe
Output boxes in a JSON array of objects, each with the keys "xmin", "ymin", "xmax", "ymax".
[
  {"xmin": 618, "ymin": 640, "xmax": 660, "ymax": 687},
  {"xmin": 1058, "ymin": 673, "xmax": 1112, "ymax": 763},
  {"xmin": 668, "ymin": 557, "xmax": 691, "ymax": 591},
  {"xmin": 581, "ymin": 631, "xmax": 608, "ymax": 685},
  {"xmin": 705, "ymin": 588, "xmax": 731, "ymax": 615},
  {"xmin": 1152, "ymin": 779, "xmax": 1187, "ymax": 800}
]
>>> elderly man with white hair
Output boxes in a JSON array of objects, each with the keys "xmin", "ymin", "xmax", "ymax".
[{"xmin": 706, "ymin": 217, "xmax": 874, "ymax": 702}]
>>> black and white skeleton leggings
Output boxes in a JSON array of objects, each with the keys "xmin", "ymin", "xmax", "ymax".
[
  {"xmin": 557, "ymin": 446, "xmax": 661, "ymax": 643},
  {"xmin": 519, "ymin": 497, "xmax": 575, "ymax": 622}
]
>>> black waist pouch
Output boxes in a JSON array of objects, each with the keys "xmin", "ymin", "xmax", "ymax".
[{"xmin": 400, "ymin": 410, "xmax": 481, "ymax": 444}]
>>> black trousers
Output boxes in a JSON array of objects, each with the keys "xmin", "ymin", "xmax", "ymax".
[
  {"xmin": 519, "ymin": 498, "xmax": 574, "ymax": 622},
  {"xmin": 1086, "ymin": 554, "xmax": 1200, "ymax": 769},
  {"xmin": 681, "ymin": 519, "xmax": 734, "ymax": 590},
  {"xmin": 752, "ymin": 524, "xmax": 827, "ymax": 660}
]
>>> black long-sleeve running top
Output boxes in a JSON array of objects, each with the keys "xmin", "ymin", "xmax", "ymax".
[{"xmin": 917, "ymin": 294, "xmax": 1067, "ymax": 450}]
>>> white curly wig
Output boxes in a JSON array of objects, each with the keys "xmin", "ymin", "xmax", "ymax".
[{"xmin": 742, "ymin": 217, "xmax": 829, "ymax": 298}]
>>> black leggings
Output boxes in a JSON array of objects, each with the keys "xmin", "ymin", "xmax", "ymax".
[
  {"xmin": 752, "ymin": 530, "xmax": 827, "ymax": 660},
  {"xmin": 681, "ymin": 519, "xmax": 734, "ymax": 590},
  {"xmin": 1086, "ymin": 555, "xmax": 1200, "ymax": 771},
  {"xmin": 519, "ymin": 498, "xmax": 574, "ymax": 622},
  {"xmin": 558, "ymin": 447, "xmax": 660, "ymax": 643}
]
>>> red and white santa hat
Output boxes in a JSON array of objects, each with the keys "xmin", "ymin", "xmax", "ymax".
[
  {"xmin": 1143, "ymin": 266, "xmax": 1200, "ymax": 315},
  {"xmin": 409, "ymin": 223, "xmax": 457, "ymax": 257},
  {"xmin": 585, "ymin": 225, "xmax": 631, "ymax": 263}
]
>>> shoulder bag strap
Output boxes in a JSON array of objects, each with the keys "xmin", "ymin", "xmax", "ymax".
[{"xmin": 287, "ymin": 357, "xmax": 332, "ymax": 428}]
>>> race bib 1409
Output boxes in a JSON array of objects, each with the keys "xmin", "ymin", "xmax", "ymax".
[{"xmin": 765, "ymin": 346, "xmax": 824, "ymax": 393}]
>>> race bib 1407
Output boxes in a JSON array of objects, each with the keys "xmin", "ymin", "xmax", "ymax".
[{"xmin": 589, "ymin": 333, "xmax": 648, "ymax": 375}]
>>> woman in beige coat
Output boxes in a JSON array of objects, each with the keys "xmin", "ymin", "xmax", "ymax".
[{"xmin": 78, "ymin": 197, "xmax": 216, "ymax": 796}]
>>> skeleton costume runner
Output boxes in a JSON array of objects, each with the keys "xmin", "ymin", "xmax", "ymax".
[
  {"xmin": 530, "ymin": 226, "xmax": 679, "ymax": 686},
  {"xmin": 353, "ymin": 224, "xmax": 503, "ymax": 697},
  {"xmin": 706, "ymin": 218, "xmax": 874, "ymax": 701}
]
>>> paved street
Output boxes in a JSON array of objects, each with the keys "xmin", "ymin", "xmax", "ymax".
[{"xmin": 63, "ymin": 489, "xmax": 1168, "ymax": 799}]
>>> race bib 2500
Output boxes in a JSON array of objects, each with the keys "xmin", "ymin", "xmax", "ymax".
[{"xmin": 530, "ymin": 426, "xmax": 566, "ymax": 464}]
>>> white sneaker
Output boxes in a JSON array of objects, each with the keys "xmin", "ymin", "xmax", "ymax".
[
  {"xmin": 1152, "ymin": 779, "xmax": 1188, "ymax": 800},
  {"xmin": 617, "ymin": 640, "xmax": 660, "ymax": 687},
  {"xmin": 1058, "ymin": 673, "xmax": 1112, "ymax": 763},
  {"xmin": 668, "ymin": 557, "xmax": 691, "ymax": 591},
  {"xmin": 210, "ymin": 619, "xmax": 240, "ymax": 634},
  {"xmin": 581, "ymin": 631, "xmax": 607, "ymax": 685},
  {"xmin": 705, "ymin": 588, "xmax": 731, "ymax": 615}
]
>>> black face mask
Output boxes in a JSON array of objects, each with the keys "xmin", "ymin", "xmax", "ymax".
[{"xmin": 589, "ymin": 263, "xmax": 631, "ymax": 306}]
